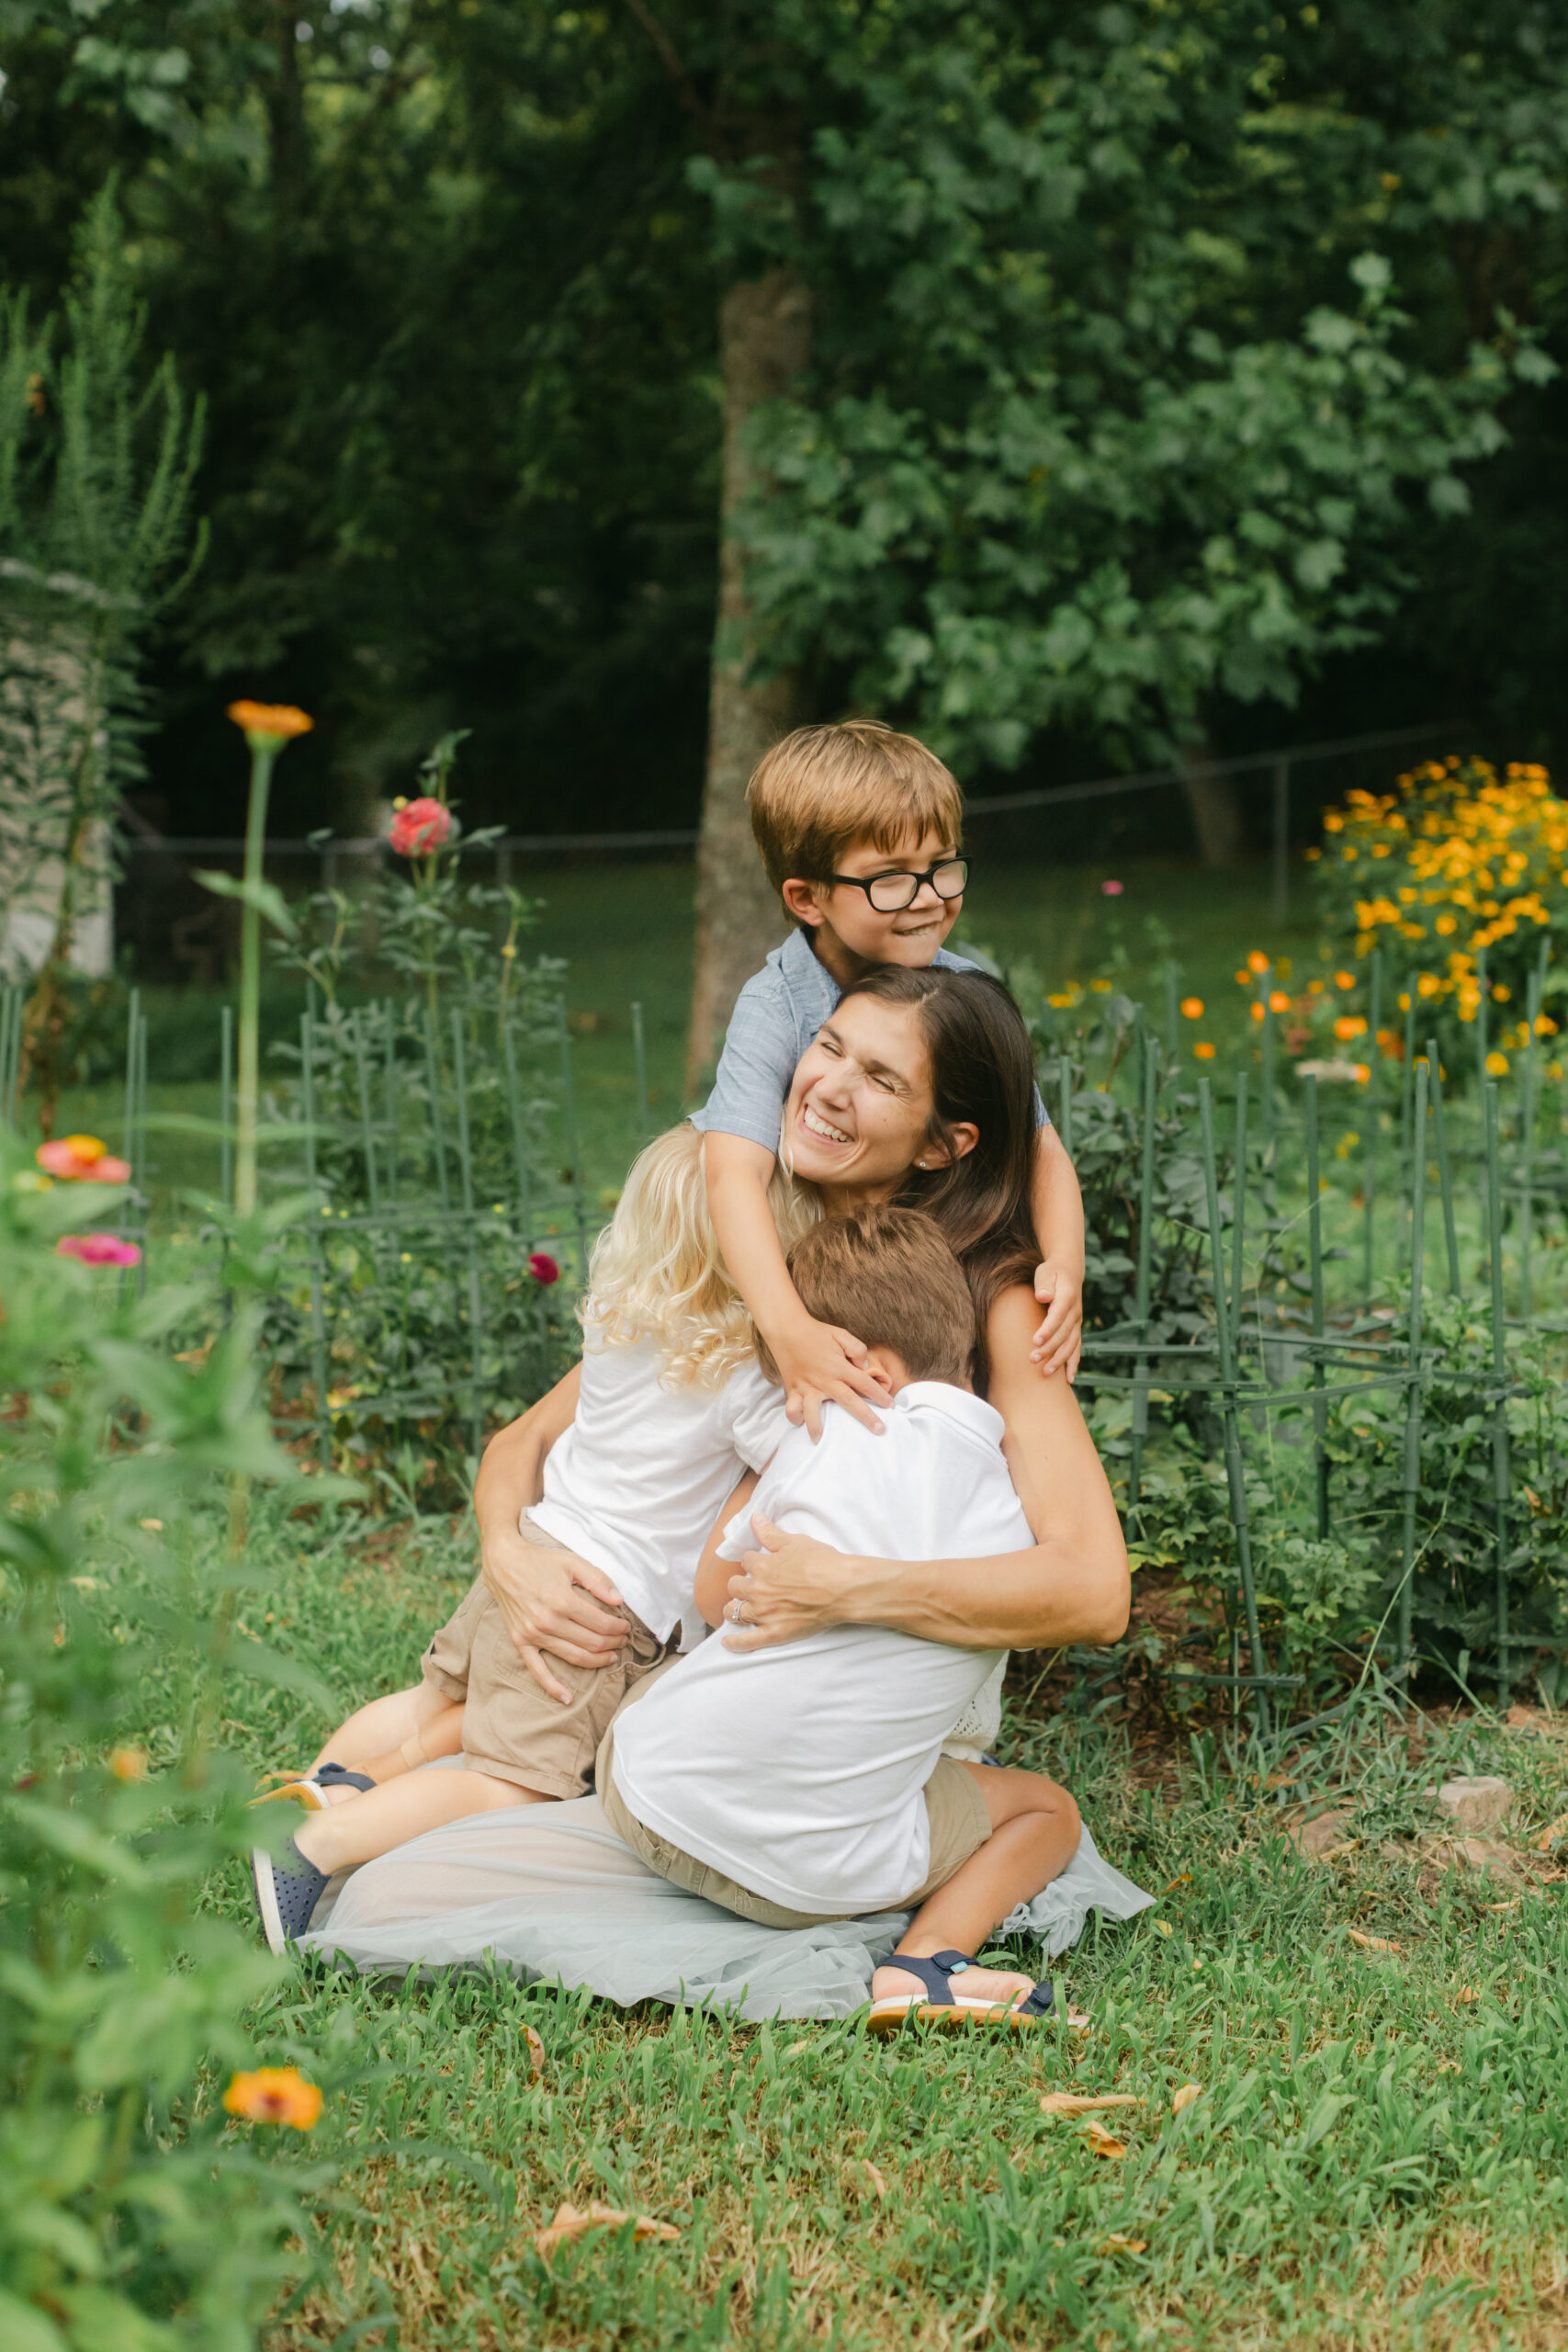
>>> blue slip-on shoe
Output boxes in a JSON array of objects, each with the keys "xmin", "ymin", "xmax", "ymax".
[{"xmin": 251, "ymin": 1833, "xmax": 331, "ymax": 1954}]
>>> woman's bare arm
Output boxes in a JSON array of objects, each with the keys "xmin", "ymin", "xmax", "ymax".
[
  {"xmin": 722, "ymin": 1287, "xmax": 1130, "ymax": 1653},
  {"xmin": 473, "ymin": 1363, "xmax": 635, "ymax": 1702}
]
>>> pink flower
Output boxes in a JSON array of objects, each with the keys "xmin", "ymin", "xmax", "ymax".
[
  {"xmin": 388, "ymin": 797, "xmax": 452, "ymax": 857},
  {"xmin": 37, "ymin": 1136, "xmax": 131, "ymax": 1183},
  {"xmin": 1100, "ymin": 879, "xmax": 1124, "ymax": 897},
  {"xmin": 528, "ymin": 1251, "xmax": 560, "ymax": 1286},
  {"xmin": 57, "ymin": 1233, "xmax": 141, "ymax": 1268}
]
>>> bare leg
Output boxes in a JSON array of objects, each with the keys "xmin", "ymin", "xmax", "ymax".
[
  {"xmin": 872, "ymin": 1765, "xmax": 1080, "ymax": 2008},
  {"xmin": 303, "ymin": 1683, "xmax": 432, "ymax": 1777},
  {"xmin": 291, "ymin": 1762, "xmax": 547, "ymax": 1876},
  {"xmin": 350, "ymin": 1701, "xmax": 467, "ymax": 1785}
]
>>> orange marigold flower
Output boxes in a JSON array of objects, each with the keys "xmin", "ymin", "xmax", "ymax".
[
  {"xmin": 1249, "ymin": 1001, "xmax": 1265, "ymax": 1023},
  {"xmin": 227, "ymin": 702, "xmax": 314, "ymax": 746},
  {"xmin": 1335, "ymin": 971, "xmax": 1356, "ymax": 990},
  {"xmin": 224, "ymin": 2067, "xmax": 322, "ymax": 2130},
  {"xmin": 1269, "ymin": 990, "xmax": 1290, "ymax": 1013},
  {"xmin": 1334, "ymin": 1015, "xmax": 1368, "ymax": 1042},
  {"xmin": 1247, "ymin": 951, "xmax": 1269, "ymax": 975},
  {"xmin": 108, "ymin": 1747, "xmax": 147, "ymax": 1780},
  {"xmin": 1193, "ymin": 1041, "xmax": 1216, "ymax": 1060},
  {"xmin": 1485, "ymin": 1050, "xmax": 1509, "ymax": 1078},
  {"xmin": 1352, "ymin": 1063, "xmax": 1371, "ymax": 1083},
  {"xmin": 1180, "ymin": 997, "xmax": 1204, "ymax": 1020}
]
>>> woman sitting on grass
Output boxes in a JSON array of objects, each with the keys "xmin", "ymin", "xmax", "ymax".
[{"xmin": 260, "ymin": 970, "xmax": 1128, "ymax": 2010}]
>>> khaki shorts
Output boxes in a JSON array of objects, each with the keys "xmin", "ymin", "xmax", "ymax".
[
  {"xmin": 422, "ymin": 1516, "xmax": 677, "ymax": 1800},
  {"xmin": 596, "ymin": 1700, "xmax": 993, "ymax": 1929}
]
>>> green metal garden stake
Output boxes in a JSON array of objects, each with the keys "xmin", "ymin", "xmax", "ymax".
[
  {"xmin": 1395, "ymin": 1060, "xmax": 1428, "ymax": 1677},
  {"xmin": 1230, "ymin": 1069, "xmax": 1249, "ymax": 1353},
  {"xmin": 1199, "ymin": 1076, "xmax": 1269, "ymax": 1733},
  {"xmin": 1363, "ymin": 950, "xmax": 1382, "ymax": 1302},
  {"xmin": 1520, "ymin": 960, "xmax": 1541, "ymax": 1319},
  {"xmin": 1057, "ymin": 1053, "xmax": 1075, "ymax": 1159},
  {"xmin": 1427, "ymin": 1035, "xmax": 1461, "ymax": 1296},
  {"xmin": 422, "ymin": 1002, "xmax": 451, "ymax": 1213},
  {"xmin": 1399, "ymin": 978, "xmax": 1418, "ymax": 1254},
  {"xmin": 1164, "ymin": 962, "xmax": 1179, "ymax": 1064},
  {"xmin": 299, "ymin": 1009, "xmax": 332, "ymax": 1472},
  {"xmin": 352, "ymin": 1009, "xmax": 381, "ymax": 1215},
  {"xmin": 450, "ymin": 1011, "xmax": 487, "ymax": 1459},
  {"xmin": 1303, "ymin": 1073, "xmax": 1329, "ymax": 1539},
  {"xmin": 121, "ymin": 985, "xmax": 141, "ymax": 1171},
  {"xmin": 556, "ymin": 999, "xmax": 591, "ymax": 1281},
  {"xmin": 381, "ymin": 1002, "xmax": 400, "ymax": 1202},
  {"xmin": 631, "ymin": 1001, "xmax": 650, "ymax": 1144},
  {"xmin": 1127, "ymin": 1031, "xmax": 1158, "ymax": 1511},
  {"xmin": 1484, "ymin": 1081, "xmax": 1512, "ymax": 1711}
]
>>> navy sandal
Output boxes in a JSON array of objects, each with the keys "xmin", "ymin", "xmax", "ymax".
[
  {"xmin": 865, "ymin": 1947, "xmax": 1057, "ymax": 2036},
  {"xmin": 251, "ymin": 1833, "xmax": 331, "ymax": 1954},
  {"xmin": 253, "ymin": 1759, "xmax": 378, "ymax": 1815}
]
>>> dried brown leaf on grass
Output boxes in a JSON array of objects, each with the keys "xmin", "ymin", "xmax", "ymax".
[
  {"xmin": 534, "ymin": 2201, "xmax": 681, "ymax": 2262},
  {"xmin": 1152, "ymin": 1919, "xmax": 1173, "ymax": 1939},
  {"xmin": 1082, "ymin": 2121, "xmax": 1126, "ymax": 2160},
  {"xmin": 1101, "ymin": 2234, "xmax": 1148, "ymax": 2255},
  {"xmin": 1171, "ymin": 2083, "xmax": 1202, "ymax": 2114},
  {"xmin": 1530, "ymin": 1811, "xmax": 1568, "ymax": 1853},
  {"xmin": 1159, "ymin": 1872, "xmax": 1194, "ymax": 1894},
  {"xmin": 1348, "ymin": 1928, "xmax": 1405, "ymax": 1956},
  {"xmin": 524, "ymin": 2026, "xmax": 545, "ymax": 2079},
  {"xmin": 1041, "ymin": 2092, "xmax": 1140, "ymax": 2116},
  {"xmin": 862, "ymin": 2161, "xmax": 888, "ymax": 2199}
]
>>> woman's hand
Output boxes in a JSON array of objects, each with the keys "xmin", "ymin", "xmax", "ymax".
[
  {"xmin": 720, "ymin": 1512, "xmax": 861, "ymax": 1650},
  {"xmin": 480, "ymin": 1520, "xmax": 628, "ymax": 1704}
]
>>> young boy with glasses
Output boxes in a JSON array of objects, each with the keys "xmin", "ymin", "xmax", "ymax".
[{"xmin": 693, "ymin": 720, "xmax": 1086, "ymax": 1433}]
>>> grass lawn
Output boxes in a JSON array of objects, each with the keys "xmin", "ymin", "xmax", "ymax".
[
  {"xmin": 222, "ymin": 1504, "xmax": 1568, "ymax": 2352},
  {"xmin": 64, "ymin": 854, "xmax": 1320, "ymax": 1220}
]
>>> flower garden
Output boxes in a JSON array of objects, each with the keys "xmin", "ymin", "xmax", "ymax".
[{"xmin": 5, "ymin": 741, "xmax": 1568, "ymax": 2350}]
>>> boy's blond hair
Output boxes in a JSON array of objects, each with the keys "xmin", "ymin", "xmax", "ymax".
[
  {"xmin": 748, "ymin": 719, "xmax": 964, "ymax": 902},
  {"xmin": 585, "ymin": 1123, "xmax": 819, "ymax": 1387}
]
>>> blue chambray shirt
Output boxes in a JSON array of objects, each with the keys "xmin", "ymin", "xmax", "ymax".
[{"xmin": 691, "ymin": 925, "xmax": 1050, "ymax": 1154}]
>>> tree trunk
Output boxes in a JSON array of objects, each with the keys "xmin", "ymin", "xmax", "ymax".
[
  {"xmin": 684, "ymin": 265, "xmax": 812, "ymax": 1096},
  {"xmin": 1179, "ymin": 741, "xmax": 1243, "ymax": 868}
]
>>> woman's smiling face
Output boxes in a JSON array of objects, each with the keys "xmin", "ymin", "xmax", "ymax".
[{"xmin": 783, "ymin": 992, "xmax": 973, "ymax": 1202}]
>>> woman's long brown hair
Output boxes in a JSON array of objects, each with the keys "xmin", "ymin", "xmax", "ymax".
[{"xmin": 835, "ymin": 966, "xmax": 1041, "ymax": 1392}]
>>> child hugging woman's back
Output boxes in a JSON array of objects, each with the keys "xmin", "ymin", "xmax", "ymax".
[{"xmin": 250, "ymin": 1124, "xmax": 816, "ymax": 1952}]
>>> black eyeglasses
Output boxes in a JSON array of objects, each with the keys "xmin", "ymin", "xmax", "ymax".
[{"xmin": 826, "ymin": 857, "xmax": 969, "ymax": 914}]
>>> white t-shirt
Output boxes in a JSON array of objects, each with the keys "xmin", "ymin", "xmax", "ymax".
[
  {"xmin": 609, "ymin": 1382, "xmax": 1034, "ymax": 1914},
  {"xmin": 528, "ymin": 1323, "xmax": 789, "ymax": 1645}
]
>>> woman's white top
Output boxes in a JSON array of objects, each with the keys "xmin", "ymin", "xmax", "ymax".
[
  {"xmin": 528, "ymin": 1324, "xmax": 789, "ymax": 1645},
  {"xmin": 609, "ymin": 1382, "xmax": 1034, "ymax": 1914}
]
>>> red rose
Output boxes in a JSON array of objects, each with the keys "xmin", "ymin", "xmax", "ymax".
[
  {"xmin": 388, "ymin": 797, "xmax": 452, "ymax": 857},
  {"xmin": 528, "ymin": 1251, "xmax": 560, "ymax": 1286}
]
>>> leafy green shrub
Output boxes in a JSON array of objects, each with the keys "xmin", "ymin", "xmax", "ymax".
[
  {"xmin": 1325, "ymin": 1290, "xmax": 1568, "ymax": 1693},
  {"xmin": 0, "ymin": 1138, "xmax": 339, "ymax": 2351},
  {"xmin": 262, "ymin": 741, "xmax": 580, "ymax": 1487}
]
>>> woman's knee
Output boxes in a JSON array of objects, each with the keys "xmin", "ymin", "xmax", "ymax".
[{"xmin": 965, "ymin": 1762, "xmax": 1079, "ymax": 1834}]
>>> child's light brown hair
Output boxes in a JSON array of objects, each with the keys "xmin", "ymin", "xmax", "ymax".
[
  {"xmin": 747, "ymin": 719, "xmax": 964, "ymax": 903},
  {"xmin": 755, "ymin": 1205, "xmax": 976, "ymax": 1389}
]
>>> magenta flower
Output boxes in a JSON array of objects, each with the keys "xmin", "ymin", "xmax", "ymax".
[
  {"xmin": 528, "ymin": 1251, "xmax": 560, "ymax": 1286},
  {"xmin": 1100, "ymin": 879, "xmax": 1125, "ymax": 897},
  {"xmin": 388, "ymin": 797, "xmax": 452, "ymax": 857},
  {"xmin": 57, "ymin": 1232, "xmax": 141, "ymax": 1268}
]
